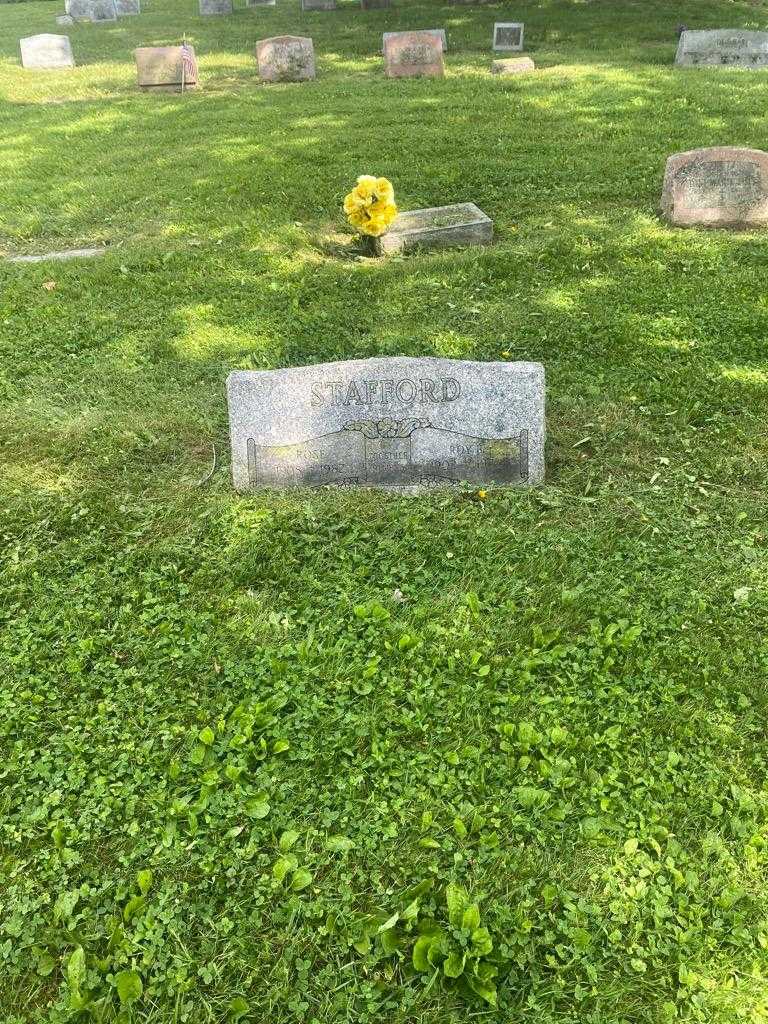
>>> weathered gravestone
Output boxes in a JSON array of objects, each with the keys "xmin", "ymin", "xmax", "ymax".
[
  {"xmin": 135, "ymin": 46, "xmax": 198, "ymax": 90},
  {"xmin": 661, "ymin": 147, "xmax": 768, "ymax": 228},
  {"xmin": 256, "ymin": 36, "xmax": 315, "ymax": 82},
  {"xmin": 66, "ymin": 0, "xmax": 117, "ymax": 21},
  {"xmin": 301, "ymin": 0, "xmax": 336, "ymax": 11},
  {"xmin": 375, "ymin": 203, "xmax": 492, "ymax": 254},
  {"xmin": 200, "ymin": 0, "xmax": 232, "ymax": 14},
  {"xmin": 384, "ymin": 31, "xmax": 444, "ymax": 78},
  {"xmin": 383, "ymin": 28, "xmax": 446, "ymax": 52},
  {"xmin": 491, "ymin": 55, "xmax": 534, "ymax": 75},
  {"xmin": 20, "ymin": 34, "xmax": 75, "ymax": 69},
  {"xmin": 227, "ymin": 357, "xmax": 544, "ymax": 491},
  {"xmin": 493, "ymin": 22, "xmax": 525, "ymax": 51},
  {"xmin": 675, "ymin": 29, "xmax": 768, "ymax": 67},
  {"xmin": 115, "ymin": 0, "xmax": 140, "ymax": 14}
]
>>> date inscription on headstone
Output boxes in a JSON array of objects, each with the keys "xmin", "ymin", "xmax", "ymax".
[{"xmin": 227, "ymin": 357, "xmax": 544, "ymax": 491}]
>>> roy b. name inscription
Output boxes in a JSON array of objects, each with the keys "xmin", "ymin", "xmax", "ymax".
[{"xmin": 227, "ymin": 357, "xmax": 545, "ymax": 491}]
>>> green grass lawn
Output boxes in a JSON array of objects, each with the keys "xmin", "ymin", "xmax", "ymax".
[{"xmin": 2, "ymin": 0, "xmax": 768, "ymax": 1020}]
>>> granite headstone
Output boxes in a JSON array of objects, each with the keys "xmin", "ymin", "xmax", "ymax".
[
  {"xmin": 491, "ymin": 55, "xmax": 534, "ymax": 75},
  {"xmin": 661, "ymin": 147, "xmax": 768, "ymax": 228},
  {"xmin": 375, "ymin": 203, "xmax": 492, "ymax": 254},
  {"xmin": 493, "ymin": 22, "xmax": 524, "ymax": 52},
  {"xmin": 384, "ymin": 31, "xmax": 444, "ymax": 78},
  {"xmin": 115, "ymin": 0, "xmax": 140, "ymax": 14},
  {"xmin": 675, "ymin": 29, "xmax": 768, "ymax": 67},
  {"xmin": 383, "ymin": 28, "xmax": 446, "ymax": 52},
  {"xmin": 135, "ymin": 45, "xmax": 198, "ymax": 90},
  {"xmin": 256, "ymin": 35, "xmax": 315, "ymax": 82},
  {"xmin": 200, "ymin": 0, "xmax": 233, "ymax": 14},
  {"xmin": 20, "ymin": 34, "xmax": 74, "ymax": 69},
  {"xmin": 227, "ymin": 357, "xmax": 544, "ymax": 491}
]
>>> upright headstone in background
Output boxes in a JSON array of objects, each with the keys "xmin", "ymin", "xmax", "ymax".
[
  {"xmin": 115, "ymin": 0, "xmax": 140, "ymax": 14},
  {"xmin": 67, "ymin": 0, "xmax": 117, "ymax": 20},
  {"xmin": 493, "ymin": 22, "xmax": 524, "ymax": 51},
  {"xmin": 383, "ymin": 28, "xmax": 446, "ymax": 52},
  {"xmin": 199, "ymin": 0, "xmax": 233, "ymax": 14},
  {"xmin": 675, "ymin": 29, "xmax": 768, "ymax": 67},
  {"xmin": 375, "ymin": 203, "xmax": 493, "ymax": 254},
  {"xmin": 491, "ymin": 55, "xmax": 535, "ymax": 75},
  {"xmin": 227, "ymin": 357, "xmax": 545, "ymax": 491},
  {"xmin": 301, "ymin": 0, "xmax": 336, "ymax": 10},
  {"xmin": 384, "ymin": 31, "xmax": 444, "ymax": 77},
  {"xmin": 135, "ymin": 45, "xmax": 198, "ymax": 90},
  {"xmin": 19, "ymin": 33, "xmax": 74, "ymax": 68},
  {"xmin": 661, "ymin": 147, "xmax": 768, "ymax": 227},
  {"xmin": 256, "ymin": 35, "xmax": 315, "ymax": 81}
]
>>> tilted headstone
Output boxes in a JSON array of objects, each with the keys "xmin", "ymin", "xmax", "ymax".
[
  {"xmin": 491, "ymin": 55, "xmax": 534, "ymax": 75},
  {"xmin": 135, "ymin": 46, "xmax": 198, "ymax": 90},
  {"xmin": 301, "ymin": 0, "xmax": 336, "ymax": 10},
  {"xmin": 200, "ymin": 0, "xmax": 233, "ymax": 14},
  {"xmin": 256, "ymin": 35, "xmax": 315, "ymax": 82},
  {"xmin": 493, "ymin": 22, "xmax": 524, "ymax": 51},
  {"xmin": 384, "ymin": 31, "xmax": 444, "ymax": 78},
  {"xmin": 675, "ymin": 29, "xmax": 768, "ymax": 67},
  {"xmin": 227, "ymin": 357, "xmax": 544, "ymax": 491},
  {"xmin": 375, "ymin": 203, "xmax": 492, "ymax": 254},
  {"xmin": 383, "ymin": 28, "xmax": 446, "ymax": 52},
  {"xmin": 20, "ymin": 34, "xmax": 74, "ymax": 69},
  {"xmin": 115, "ymin": 0, "xmax": 140, "ymax": 14},
  {"xmin": 660, "ymin": 147, "xmax": 768, "ymax": 228}
]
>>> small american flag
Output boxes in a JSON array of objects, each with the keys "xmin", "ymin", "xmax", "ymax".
[{"xmin": 181, "ymin": 40, "xmax": 198, "ymax": 89}]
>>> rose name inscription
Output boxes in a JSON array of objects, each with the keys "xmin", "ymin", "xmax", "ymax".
[{"xmin": 227, "ymin": 357, "xmax": 544, "ymax": 491}]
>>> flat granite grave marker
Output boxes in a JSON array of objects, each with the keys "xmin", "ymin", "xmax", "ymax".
[
  {"xmin": 20, "ymin": 33, "xmax": 74, "ymax": 68},
  {"xmin": 374, "ymin": 203, "xmax": 492, "ymax": 254},
  {"xmin": 493, "ymin": 22, "xmax": 524, "ymax": 51},
  {"xmin": 227, "ymin": 357, "xmax": 544, "ymax": 491},
  {"xmin": 383, "ymin": 28, "xmax": 446, "ymax": 52},
  {"xmin": 56, "ymin": 15, "xmax": 74, "ymax": 26},
  {"xmin": 256, "ymin": 35, "xmax": 315, "ymax": 82},
  {"xmin": 135, "ymin": 45, "xmax": 198, "ymax": 90},
  {"xmin": 200, "ymin": 0, "xmax": 233, "ymax": 14},
  {"xmin": 301, "ymin": 0, "xmax": 337, "ymax": 11},
  {"xmin": 661, "ymin": 146, "xmax": 768, "ymax": 228},
  {"xmin": 384, "ymin": 31, "xmax": 444, "ymax": 78},
  {"xmin": 675, "ymin": 29, "xmax": 768, "ymax": 67},
  {"xmin": 491, "ymin": 55, "xmax": 534, "ymax": 75}
]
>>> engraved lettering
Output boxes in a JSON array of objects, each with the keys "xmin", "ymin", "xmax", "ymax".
[
  {"xmin": 346, "ymin": 381, "xmax": 365, "ymax": 405},
  {"xmin": 396, "ymin": 378, "xmax": 416, "ymax": 403},
  {"xmin": 442, "ymin": 377, "xmax": 461, "ymax": 401},
  {"xmin": 310, "ymin": 382, "xmax": 324, "ymax": 407}
]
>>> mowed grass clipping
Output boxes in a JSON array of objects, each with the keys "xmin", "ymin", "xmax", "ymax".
[{"xmin": 2, "ymin": 0, "xmax": 768, "ymax": 1020}]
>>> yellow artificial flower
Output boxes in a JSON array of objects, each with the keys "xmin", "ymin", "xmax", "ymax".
[{"xmin": 343, "ymin": 175, "xmax": 398, "ymax": 238}]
